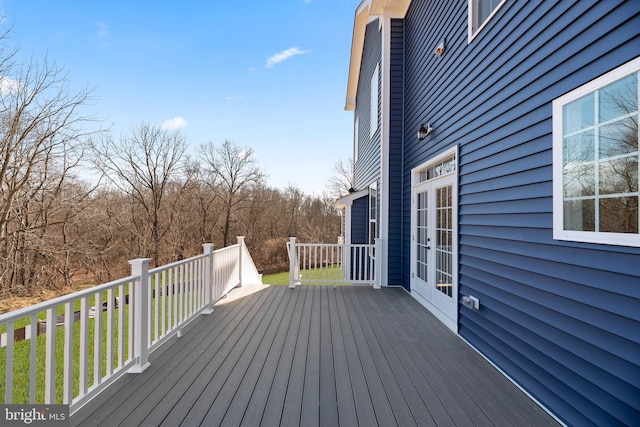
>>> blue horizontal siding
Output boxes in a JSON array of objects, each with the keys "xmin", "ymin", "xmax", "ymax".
[
  {"xmin": 399, "ymin": 0, "xmax": 640, "ymax": 424},
  {"xmin": 351, "ymin": 196, "xmax": 368, "ymax": 245},
  {"xmin": 354, "ymin": 20, "xmax": 381, "ymax": 191},
  {"xmin": 461, "ymin": 224, "xmax": 640, "ymax": 257},
  {"xmin": 459, "ymin": 314, "xmax": 638, "ymax": 426},
  {"xmin": 388, "ymin": 18, "xmax": 404, "ymax": 287},
  {"xmin": 459, "ymin": 198, "xmax": 549, "ymax": 215},
  {"xmin": 456, "ymin": 286, "xmax": 639, "ymax": 409}
]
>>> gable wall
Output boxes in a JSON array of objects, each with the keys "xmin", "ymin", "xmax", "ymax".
[
  {"xmin": 400, "ymin": 0, "xmax": 640, "ymax": 424},
  {"xmin": 354, "ymin": 20, "xmax": 382, "ymax": 190}
]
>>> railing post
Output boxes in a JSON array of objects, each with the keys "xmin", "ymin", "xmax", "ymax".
[
  {"xmin": 289, "ymin": 237, "xmax": 297, "ymax": 288},
  {"xmin": 129, "ymin": 258, "xmax": 151, "ymax": 373},
  {"xmin": 202, "ymin": 244, "xmax": 214, "ymax": 314},
  {"xmin": 237, "ymin": 236, "xmax": 245, "ymax": 287},
  {"xmin": 343, "ymin": 242, "xmax": 351, "ymax": 281},
  {"xmin": 374, "ymin": 238, "xmax": 382, "ymax": 289}
]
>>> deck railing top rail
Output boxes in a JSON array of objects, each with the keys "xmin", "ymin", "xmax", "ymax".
[{"xmin": 0, "ymin": 275, "xmax": 138, "ymax": 325}]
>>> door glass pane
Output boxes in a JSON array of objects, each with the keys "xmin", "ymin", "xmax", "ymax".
[
  {"xmin": 416, "ymin": 191, "xmax": 428, "ymax": 282},
  {"xmin": 435, "ymin": 186, "xmax": 453, "ymax": 297}
]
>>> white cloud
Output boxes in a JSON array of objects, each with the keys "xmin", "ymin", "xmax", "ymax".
[
  {"xmin": 0, "ymin": 76, "xmax": 19, "ymax": 95},
  {"xmin": 95, "ymin": 21, "xmax": 109, "ymax": 39},
  {"xmin": 265, "ymin": 47, "xmax": 308, "ymax": 68},
  {"xmin": 161, "ymin": 116, "xmax": 188, "ymax": 130}
]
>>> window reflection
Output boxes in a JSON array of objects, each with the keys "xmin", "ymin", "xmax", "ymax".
[{"xmin": 562, "ymin": 72, "xmax": 639, "ymax": 234}]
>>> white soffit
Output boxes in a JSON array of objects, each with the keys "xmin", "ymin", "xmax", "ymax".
[{"xmin": 345, "ymin": 0, "xmax": 411, "ymax": 111}]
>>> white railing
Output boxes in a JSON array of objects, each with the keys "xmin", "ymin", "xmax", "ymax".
[
  {"xmin": 287, "ymin": 237, "xmax": 381, "ymax": 289},
  {"xmin": 0, "ymin": 236, "xmax": 262, "ymax": 414}
]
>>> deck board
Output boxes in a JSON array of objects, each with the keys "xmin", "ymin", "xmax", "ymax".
[
  {"xmin": 318, "ymin": 286, "xmax": 338, "ymax": 427},
  {"xmin": 342, "ymin": 288, "xmax": 400, "ymax": 427},
  {"xmin": 176, "ymin": 285, "xmax": 285, "ymax": 426},
  {"xmin": 221, "ymin": 284, "xmax": 299, "ymax": 427},
  {"xmin": 353, "ymin": 286, "xmax": 441, "ymax": 426},
  {"xmin": 72, "ymin": 283, "xmax": 268, "ymax": 426},
  {"xmin": 301, "ymin": 282, "xmax": 320, "ymax": 425},
  {"xmin": 327, "ymin": 286, "xmax": 358, "ymax": 427},
  {"xmin": 200, "ymin": 285, "xmax": 295, "ymax": 427},
  {"xmin": 71, "ymin": 284, "xmax": 559, "ymax": 427},
  {"xmin": 147, "ymin": 285, "xmax": 278, "ymax": 427},
  {"xmin": 333, "ymin": 285, "xmax": 378, "ymax": 426}
]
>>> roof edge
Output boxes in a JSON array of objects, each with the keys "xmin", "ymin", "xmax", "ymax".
[
  {"xmin": 344, "ymin": 0, "xmax": 411, "ymax": 111},
  {"xmin": 335, "ymin": 188, "xmax": 369, "ymax": 208}
]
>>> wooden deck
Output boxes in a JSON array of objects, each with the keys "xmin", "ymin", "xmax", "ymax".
[{"xmin": 71, "ymin": 284, "xmax": 559, "ymax": 426}]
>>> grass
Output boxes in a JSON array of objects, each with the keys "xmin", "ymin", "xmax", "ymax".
[
  {"xmin": 262, "ymin": 265, "xmax": 354, "ymax": 286},
  {"xmin": 0, "ymin": 307, "xmax": 131, "ymax": 405},
  {"xmin": 0, "ymin": 285, "xmax": 200, "ymax": 406},
  {"xmin": 261, "ymin": 271, "xmax": 290, "ymax": 285}
]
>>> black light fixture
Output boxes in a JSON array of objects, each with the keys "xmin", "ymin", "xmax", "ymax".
[{"xmin": 417, "ymin": 123, "xmax": 432, "ymax": 140}]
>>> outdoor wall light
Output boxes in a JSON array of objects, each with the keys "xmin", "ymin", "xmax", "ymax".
[
  {"xmin": 417, "ymin": 123, "xmax": 432, "ymax": 140},
  {"xmin": 434, "ymin": 40, "xmax": 445, "ymax": 56}
]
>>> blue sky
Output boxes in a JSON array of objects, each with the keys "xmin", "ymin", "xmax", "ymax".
[{"xmin": 0, "ymin": 0, "xmax": 358, "ymax": 195}]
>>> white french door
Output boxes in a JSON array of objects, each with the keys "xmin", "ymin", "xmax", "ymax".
[{"xmin": 410, "ymin": 150, "xmax": 458, "ymax": 331}]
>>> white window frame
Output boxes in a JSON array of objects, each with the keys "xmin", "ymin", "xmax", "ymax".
[
  {"xmin": 552, "ymin": 56, "xmax": 640, "ymax": 247},
  {"xmin": 468, "ymin": 0, "xmax": 507, "ymax": 42},
  {"xmin": 370, "ymin": 64, "xmax": 379, "ymax": 137},
  {"xmin": 369, "ymin": 181, "xmax": 377, "ymax": 244}
]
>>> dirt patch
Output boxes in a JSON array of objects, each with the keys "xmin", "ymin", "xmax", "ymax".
[
  {"xmin": 0, "ymin": 284, "xmax": 95, "ymax": 314},
  {"xmin": 258, "ymin": 266, "xmax": 289, "ymax": 275}
]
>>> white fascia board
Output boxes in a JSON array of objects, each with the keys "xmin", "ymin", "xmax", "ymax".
[
  {"xmin": 345, "ymin": 0, "xmax": 411, "ymax": 111},
  {"xmin": 335, "ymin": 188, "xmax": 369, "ymax": 208}
]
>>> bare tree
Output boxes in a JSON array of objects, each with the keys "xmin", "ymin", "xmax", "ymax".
[
  {"xmin": 91, "ymin": 123, "xmax": 188, "ymax": 266},
  {"xmin": 0, "ymin": 30, "xmax": 97, "ymax": 293},
  {"xmin": 200, "ymin": 140, "xmax": 266, "ymax": 247},
  {"xmin": 326, "ymin": 157, "xmax": 355, "ymax": 198}
]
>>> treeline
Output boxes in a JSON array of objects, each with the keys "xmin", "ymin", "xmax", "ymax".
[
  {"xmin": 0, "ymin": 31, "xmax": 342, "ymax": 297},
  {"xmin": 0, "ymin": 163, "xmax": 341, "ymax": 297}
]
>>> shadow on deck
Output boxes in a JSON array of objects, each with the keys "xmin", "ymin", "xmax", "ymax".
[{"xmin": 71, "ymin": 284, "xmax": 559, "ymax": 426}]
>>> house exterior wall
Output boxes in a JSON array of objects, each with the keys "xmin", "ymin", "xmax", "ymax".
[
  {"xmin": 388, "ymin": 18, "xmax": 405, "ymax": 287},
  {"xmin": 350, "ymin": 196, "xmax": 369, "ymax": 245},
  {"xmin": 399, "ymin": 1, "xmax": 640, "ymax": 425},
  {"xmin": 354, "ymin": 20, "xmax": 382, "ymax": 191}
]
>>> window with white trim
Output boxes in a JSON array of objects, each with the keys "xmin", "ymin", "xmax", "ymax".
[
  {"xmin": 370, "ymin": 64, "xmax": 379, "ymax": 137},
  {"xmin": 553, "ymin": 56, "xmax": 640, "ymax": 247},
  {"xmin": 468, "ymin": 0, "xmax": 506, "ymax": 41}
]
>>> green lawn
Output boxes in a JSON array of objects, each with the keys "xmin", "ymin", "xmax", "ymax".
[
  {"xmin": 262, "ymin": 265, "xmax": 348, "ymax": 286},
  {"xmin": 261, "ymin": 271, "xmax": 290, "ymax": 285},
  {"xmin": 0, "ymin": 285, "xmax": 196, "ymax": 405},
  {"xmin": 0, "ymin": 306, "xmax": 131, "ymax": 405}
]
